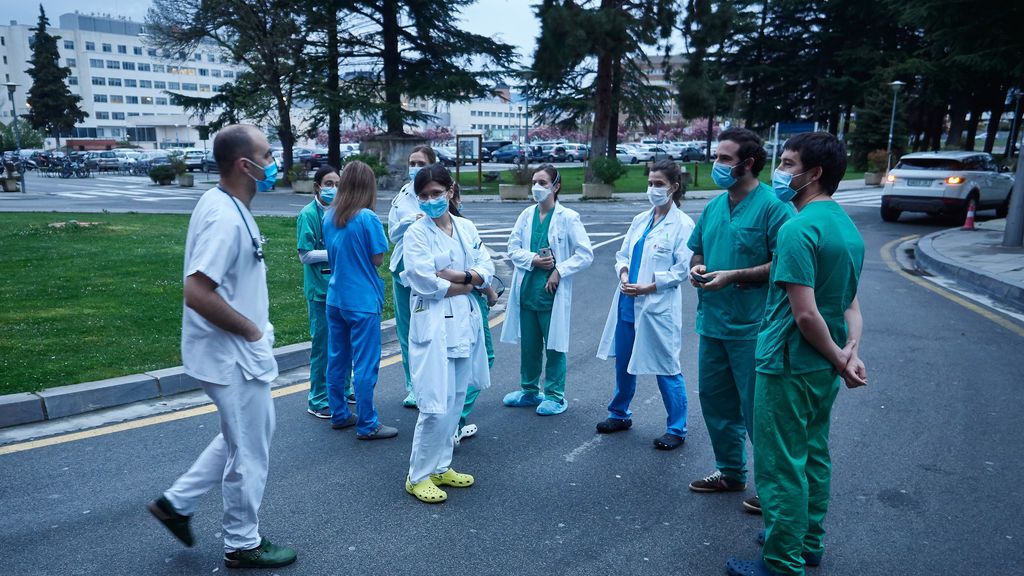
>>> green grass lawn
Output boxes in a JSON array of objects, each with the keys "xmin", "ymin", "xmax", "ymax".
[
  {"xmin": 0, "ymin": 212, "xmax": 393, "ymax": 395},
  {"xmin": 457, "ymin": 163, "xmax": 866, "ymax": 195}
]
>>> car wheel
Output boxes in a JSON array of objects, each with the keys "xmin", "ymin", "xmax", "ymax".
[
  {"xmin": 631, "ymin": 157, "xmax": 637, "ymax": 164},
  {"xmin": 880, "ymin": 203, "xmax": 901, "ymax": 222},
  {"xmin": 997, "ymin": 193, "xmax": 1011, "ymax": 218}
]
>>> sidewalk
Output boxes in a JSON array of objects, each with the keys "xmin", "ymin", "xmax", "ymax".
[{"xmin": 915, "ymin": 218, "xmax": 1024, "ymax": 308}]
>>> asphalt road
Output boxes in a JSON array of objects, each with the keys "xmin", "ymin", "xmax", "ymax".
[{"xmin": 1, "ymin": 199, "xmax": 1021, "ymax": 575}]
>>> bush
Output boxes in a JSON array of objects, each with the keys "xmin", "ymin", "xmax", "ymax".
[
  {"xmin": 591, "ymin": 156, "xmax": 627, "ymax": 185},
  {"xmin": 169, "ymin": 157, "xmax": 187, "ymax": 176},
  {"xmin": 286, "ymin": 164, "xmax": 310, "ymax": 183},
  {"xmin": 344, "ymin": 153, "xmax": 387, "ymax": 177},
  {"xmin": 866, "ymin": 150, "xmax": 888, "ymax": 173},
  {"xmin": 508, "ymin": 163, "xmax": 534, "ymax": 185},
  {"xmin": 149, "ymin": 165, "xmax": 176, "ymax": 184}
]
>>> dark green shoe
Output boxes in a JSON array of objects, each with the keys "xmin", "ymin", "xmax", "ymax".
[
  {"xmin": 147, "ymin": 495, "xmax": 194, "ymax": 547},
  {"xmin": 224, "ymin": 537, "xmax": 297, "ymax": 569}
]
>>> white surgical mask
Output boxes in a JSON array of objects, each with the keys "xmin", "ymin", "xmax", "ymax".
[
  {"xmin": 531, "ymin": 183, "xmax": 552, "ymax": 203},
  {"xmin": 647, "ymin": 186, "xmax": 671, "ymax": 207}
]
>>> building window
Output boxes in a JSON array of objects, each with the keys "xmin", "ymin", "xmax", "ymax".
[
  {"xmin": 95, "ymin": 111, "xmax": 110, "ymax": 120},
  {"xmin": 155, "ymin": 97, "xmax": 168, "ymax": 106},
  {"xmin": 90, "ymin": 58, "xmax": 103, "ymax": 68},
  {"xmin": 85, "ymin": 41, "xmax": 94, "ymax": 50},
  {"xmin": 223, "ymin": 71, "xmax": 234, "ymax": 78},
  {"xmin": 102, "ymin": 43, "xmax": 112, "ymax": 53},
  {"xmin": 96, "ymin": 128, "xmax": 105, "ymax": 137},
  {"xmin": 137, "ymin": 63, "xmax": 150, "ymax": 72},
  {"xmin": 108, "ymin": 78, "xmax": 122, "ymax": 87},
  {"xmin": 211, "ymin": 69, "xmax": 221, "ymax": 78},
  {"xmin": 124, "ymin": 79, "xmax": 137, "ymax": 88},
  {"xmin": 147, "ymin": 48, "xmax": 157, "ymax": 57},
  {"xmin": 127, "ymin": 112, "xmax": 140, "ymax": 117},
  {"xmin": 68, "ymin": 76, "xmax": 78, "ymax": 85},
  {"xmin": 193, "ymin": 53, "xmax": 201, "ymax": 61},
  {"xmin": 64, "ymin": 40, "xmax": 74, "ymax": 50},
  {"xmin": 66, "ymin": 58, "xmax": 76, "ymax": 67},
  {"xmin": 118, "ymin": 45, "xmax": 127, "ymax": 54},
  {"xmin": 181, "ymin": 83, "xmax": 197, "ymax": 91},
  {"xmin": 152, "ymin": 64, "xmax": 165, "ymax": 73},
  {"xmin": 168, "ymin": 82, "xmax": 180, "ymax": 90},
  {"xmin": 110, "ymin": 128, "xmax": 122, "ymax": 137},
  {"xmin": 133, "ymin": 46, "xmax": 142, "ymax": 55},
  {"xmin": 94, "ymin": 94, "xmax": 108, "ymax": 103},
  {"xmin": 112, "ymin": 112, "xmax": 125, "ymax": 120},
  {"xmin": 1, "ymin": 37, "xmax": 5, "ymax": 46},
  {"xmin": 207, "ymin": 54, "xmax": 216, "ymax": 62},
  {"xmin": 92, "ymin": 77, "xmax": 106, "ymax": 86},
  {"xmin": 122, "ymin": 62, "xmax": 135, "ymax": 71},
  {"xmin": 125, "ymin": 96, "xmax": 138, "ymax": 104},
  {"xmin": 139, "ymin": 80, "xmax": 152, "ymax": 88},
  {"xmin": 199, "ymin": 84, "xmax": 210, "ymax": 92},
  {"xmin": 140, "ymin": 96, "xmax": 154, "ymax": 105},
  {"xmin": 153, "ymin": 81, "xmax": 166, "ymax": 89},
  {"xmin": 106, "ymin": 60, "xmax": 120, "ymax": 69},
  {"xmin": 110, "ymin": 95, "xmax": 124, "ymax": 104},
  {"xmin": 199, "ymin": 68, "xmax": 208, "ymax": 76}
]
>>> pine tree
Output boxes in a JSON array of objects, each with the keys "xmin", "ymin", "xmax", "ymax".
[{"xmin": 24, "ymin": 6, "xmax": 87, "ymax": 149}]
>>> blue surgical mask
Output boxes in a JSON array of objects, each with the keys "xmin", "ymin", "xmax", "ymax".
[
  {"xmin": 419, "ymin": 196, "xmax": 449, "ymax": 219},
  {"xmin": 245, "ymin": 159, "xmax": 278, "ymax": 193},
  {"xmin": 772, "ymin": 168, "xmax": 810, "ymax": 203},
  {"xmin": 711, "ymin": 162, "xmax": 737, "ymax": 189},
  {"xmin": 319, "ymin": 186, "xmax": 336, "ymax": 204},
  {"xmin": 409, "ymin": 166, "xmax": 422, "ymax": 181}
]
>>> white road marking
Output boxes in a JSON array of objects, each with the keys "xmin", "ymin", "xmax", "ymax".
[{"xmin": 563, "ymin": 435, "xmax": 603, "ymax": 463}]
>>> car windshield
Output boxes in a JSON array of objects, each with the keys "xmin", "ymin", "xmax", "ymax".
[{"xmin": 896, "ymin": 158, "xmax": 966, "ymax": 171}]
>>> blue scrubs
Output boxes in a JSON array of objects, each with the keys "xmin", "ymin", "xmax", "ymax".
[
  {"xmin": 323, "ymin": 208, "xmax": 389, "ymax": 435},
  {"xmin": 608, "ymin": 214, "xmax": 688, "ymax": 437}
]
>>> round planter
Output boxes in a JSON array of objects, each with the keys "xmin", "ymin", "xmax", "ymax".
[
  {"xmin": 499, "ymin": 184, "xmax": 530, "ymax": 200},
  {"xmin": 582, "ymin": 182, "xmax": 614, "ymax": 200},
  {"xmin": 292, "ymin": 179, "xmax": 316, "ymax": 194},
  {"xmin": 177, "ymin": 174, "xmax": 195, "ymax": 187},
  {"xmin": 1, "ymin": 177, "xmax": 20, "ymax": 192},
  {"xmin": 864, "ymin": 172, "xmax": 883, "ymax": 186}
]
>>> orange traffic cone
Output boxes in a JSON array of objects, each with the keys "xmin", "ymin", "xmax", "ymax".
[{"xmin": 961, "ymin": 198, "xmax": 977, "ymax": 231}]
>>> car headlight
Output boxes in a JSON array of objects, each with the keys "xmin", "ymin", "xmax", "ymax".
[{"xmin": 886, "ymin": 174, "xmax": 896, "ymax": 183}]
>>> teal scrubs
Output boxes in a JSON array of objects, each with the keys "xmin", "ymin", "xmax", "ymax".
[
  {"xmin": 458, "ymin": 290, "xmax": 494, "ymax": 433},
  {"xmin": 518, "ymin": 208, "xmax": 566, "ymax": 403},
  {"xmin": 754, "ymin": 201, "xmax": 864, "ymax": 575},
  {"xmin": 687, "ymin": 182, "xmax": 792, "ymax": 483}
]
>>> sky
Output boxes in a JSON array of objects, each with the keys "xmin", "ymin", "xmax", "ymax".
[{"xmin": 6, "ymin": 0, "xmax": 542, "ymax": 63}]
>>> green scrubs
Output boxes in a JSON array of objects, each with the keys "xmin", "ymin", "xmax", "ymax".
[
  {"xmin": 519, "ymin": 208, "xmax": 566, "ymax": 403},
  {"xmin": 296, "ymin": 200, "xmax": 351, "ymax": 411},
  {"xmin": 393, "ymin": 259, "xmax": 413, "ymax": 393},
  {"xmin": 753, "ymin": 201, "xmax": 864, "ymax": 575},
  {"xmin": 686, "ymin": 183, "xmax": 791, "ymax": 483},
  {"xmin": 459, "ymin": 290, "xmax": 494, "ymax": 433}
]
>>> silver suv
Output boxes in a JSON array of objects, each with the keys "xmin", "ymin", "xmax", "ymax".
[{"xmin": 881, "ymin": 151, "xmax": 1014, "ymax": 222}]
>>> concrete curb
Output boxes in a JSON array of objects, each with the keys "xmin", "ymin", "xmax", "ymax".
[
  {"xmin": 915, "ymin": 228, "xmax": 1024, "ymax": 307},
  {"xmin": 0, "ymin": 320, "xmax": 400, "ymax": 429}
]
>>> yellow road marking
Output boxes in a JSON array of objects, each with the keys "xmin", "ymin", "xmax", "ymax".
[
  {"xmin": 880, "ymin": 235, "xmax": 1024, "ymax": 338},
  {"xmin": 0, "ymin": 313, "xmax": 508, "ymax": 456}
]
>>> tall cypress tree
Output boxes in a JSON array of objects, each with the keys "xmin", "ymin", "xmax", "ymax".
[{"xmin": 25, "ymin": 5, "xmax": 87, "ymax": 149}]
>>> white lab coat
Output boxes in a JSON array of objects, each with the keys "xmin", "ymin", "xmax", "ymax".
[
  {"xmin": 387, "ymin": 182, "xmax": 421, "ymax": 280},
  {"xmin": 597, "ymin": 204, "xmax": 695, "ymax": 375},
  {"xmin": 400, "ymin": 215, "xmax": 494, "ymax": 414},
  {"xmin": 500, "ymin": 202, "xmax": 594, "ymax": 353}
]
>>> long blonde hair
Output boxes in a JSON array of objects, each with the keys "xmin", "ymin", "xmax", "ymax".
[{"xmin": 332, "ymin": 160, "xmax": 377, "ymax": 227}]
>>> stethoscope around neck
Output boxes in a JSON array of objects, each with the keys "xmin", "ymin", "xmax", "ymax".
[{"xmin": 218, "ymin": 185, "xmax": 266, "ymax": 262}]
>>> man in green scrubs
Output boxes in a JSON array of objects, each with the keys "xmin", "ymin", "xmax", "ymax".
[
  {"xmin": 687, "ymin": 129, "xmax": 792, "ymax": 516},
  {"xmin": 725, "ymin": 132, "xmax": 866, "ymax": 576},
  {"xmin": 519, "ymin": 205, "xmax": 567, "ymax": 407},
  {"xmin": 296, "ymin": 167, "xmax": 352, "ymax": 418}
]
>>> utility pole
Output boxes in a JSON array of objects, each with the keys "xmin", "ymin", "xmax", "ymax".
[
  {"xmin": 886, "ymin": 80, "xmax": 906, "ymax": 173},
  {"xmin": 4, "ymin": 83, "xmax": 26, "ymax": 193},
  {"xmin": 1002, "ymin": 128, "xmax": 1024, "ymax": 247}
]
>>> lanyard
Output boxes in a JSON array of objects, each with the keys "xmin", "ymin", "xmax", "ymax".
[{"xmin": 218, "ymin": 185, "xmax": 265, "ymax": 262}]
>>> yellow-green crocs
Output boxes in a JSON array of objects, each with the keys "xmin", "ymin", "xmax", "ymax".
[
  {"xmin": 406, "ymin": 476, "xmax": 447, "ymax": 503},
  {"xmin": 429, "ymin": 468, "xmax": 475, "ymax": 488}
]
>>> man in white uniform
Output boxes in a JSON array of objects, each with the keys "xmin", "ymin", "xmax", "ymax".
[{"xmin": 147, "ymin": 124, "xmax": 297, "ymax": 570}]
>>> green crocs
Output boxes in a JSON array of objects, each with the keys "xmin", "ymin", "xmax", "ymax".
[
  {"xmin": 430, "ymin": 468, "xmax": 475, "ymax": 488},
  {"xmin": 224, "ymin": 537, "xmax": 297, "ymax": 569},
  {"xmin": 406, "ymin": 476, "xmax": 447, "ymax": 503}
]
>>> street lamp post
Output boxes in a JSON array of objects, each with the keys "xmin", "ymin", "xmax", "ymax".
[
  {"xmin": 886, "ymin": 80, "xmax": 906, "ymax": 174},
  {"xmin": 3, "ymin": 82, "xmax": 26, "ymax": 193},
  {"xmin": 1005, "ymin": 89, "xmax": 1022, "ymax": 159}
]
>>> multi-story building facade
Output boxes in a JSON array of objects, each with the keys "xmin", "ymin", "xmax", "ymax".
[
  {"xmin": 408, "ymin": 86, "xmax": 534, "ymax": 141},
  {"xmin": 0, "ymin": 12, "xmax": 243, "ymax": 150}
]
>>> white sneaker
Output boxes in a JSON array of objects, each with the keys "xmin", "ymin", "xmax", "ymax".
[{"xmin": 453, "ymin": 423, "xmax": 478, "ymax": 447}]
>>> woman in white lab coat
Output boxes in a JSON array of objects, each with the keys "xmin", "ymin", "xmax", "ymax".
[
  {"xmin": 400, "ymin": 164, "xmax": 494, "ymax": 504},
  {"xmin": 596, "ymin": 160, "xmax": 695, "ymax": 450},
  {"xmin": 500, "ymin": 164, "xmax": 594, "ymax": 416}
]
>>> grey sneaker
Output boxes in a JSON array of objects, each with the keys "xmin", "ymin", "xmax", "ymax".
[
  {"xmin": 357, "ymin": 423, "xmax": 398, "ymax": 440},
  {"xmin": 743, "ymin": 494, "xmax": 762, "ymax": 514},
  {"xmin": 306, "ymin": 407, "xmax": 331, "ymax": 419},
  {"xmin": 224, "ymin": 537, "xmax": 297, "ymax": 569},
  {"xmin": 689, "ymin": 470, "xmax": 747, "ymax": 492}
]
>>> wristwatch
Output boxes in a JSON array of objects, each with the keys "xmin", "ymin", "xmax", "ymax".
[{"xmin": 463, "ymin": 270, "xmax": 473, "ymax": 285}]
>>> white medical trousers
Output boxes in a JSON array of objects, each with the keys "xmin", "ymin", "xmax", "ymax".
[
  {"xmin": 408, "ymin": 356, "xmax": 470, "ymax": 485},
  {"xmin": 164, "ymin": 376, "xmax": 275, "ymax": 552}
]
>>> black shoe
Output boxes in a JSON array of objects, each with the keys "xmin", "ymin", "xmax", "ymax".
[
  {"xmin": 688, "ymin": 470, "xmax": 747, "ymax": 493},
  {"xmin": 224, "ymin": 537, "xmax": 297, "ymax": 569},
  {"xmin": 331, "ymin": 414, "xmax": 357, "ymax": 430},
  {"xmin": 147, "ymin": 495, "xmax": 194, "ymax": 547},
  {"xmin": 595, "ymin": 418, "xmax": 632, "ymax": 434},
  {"xmin": 653, "ymin": 433, "xmax": 685, "ymax": 450},
  {"xmin": 743, "ymin": 494, "xmax": 762, "ymax": 514}
]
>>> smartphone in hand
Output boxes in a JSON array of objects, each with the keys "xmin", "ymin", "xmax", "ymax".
[
  {"xmin": 538, "ymin": 247, "xmax": 553, "ymax": 259},
  {"xmin": 691, "ymin": 272, "xmax": 710, "ymax": 284}
]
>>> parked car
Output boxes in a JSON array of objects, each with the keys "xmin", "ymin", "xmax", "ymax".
[
  {"xmin": 638, "ymin": 145, "xmax": 674, "ymax": 162},
  {"xmin": 676, "ymin": 145, "xmax": 707, "ymax": 162},
  {"xmin": 96, "ymin": 150, "xmax": 131, "ymax": 171},
  {"xmin": 615, "ymin": 147, "xmax": 639, "ymax": 164},
  {"xmin": 880, "ymin": 151, "xmax": 1014, "ymax": 222},
  {"xmin": 181, "ymin": 149, "xmax": 205, "ymax": 171},
  {"xmin": 491, "ymin": 144, "xmax": 528, "ymax": 164},
  {"xmin": 560, "ymin": 143, "xmax": 590, "ymax": 162},
  {"xmin": 434, "ymin": 147, "xmax": 458, "ymax": 167},
  {"xmin": 482, "ymin": 140, "xmax": 513, "ymax": 155},
  {"xmin": 201, "ymin": 150, "xmax": 219, "ymax": 173}
]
